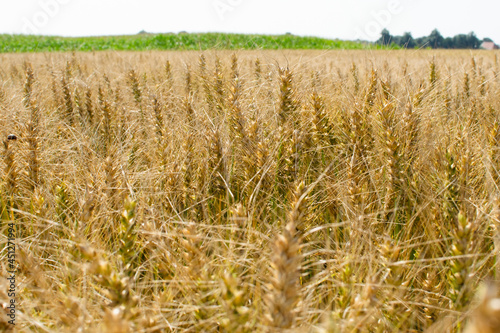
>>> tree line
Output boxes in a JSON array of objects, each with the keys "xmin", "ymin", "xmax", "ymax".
[{"xmin": 377, "ymin": 29, "xmax": 491, "ymax": 49}]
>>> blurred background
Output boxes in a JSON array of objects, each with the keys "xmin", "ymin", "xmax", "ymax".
[{"xmin": 0, "ymin": 0, "xmax": 498, "ymax": 43}]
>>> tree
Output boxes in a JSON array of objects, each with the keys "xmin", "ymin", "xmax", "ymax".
[
  {"xmin": 401, "ymin": 32, "xmax": 415, "ymax": 48},
  {"xmin": 452, "ymin": 34, "xmax": 468, "ymax": 49},
  {"xmin": 428, "ymin": 29, "xmax": 444, "ymax": 48},
  {"xmin": 465, "ymin": 32, "xmax": 480, "ymax": 49},
  {"xmin": 377, "ymin": 29, "xmax": 483, "ymax": 49},
  {"xmin": 414, "ymin": 36, "xmax": 426, "ymax": 48},
  {"xmin": 377, "ymin": 29, "xmax": 393, "ymax": 46},
  {"xmin": 443, "ymin": 37, "xmax": 453, "ymax": 49}
]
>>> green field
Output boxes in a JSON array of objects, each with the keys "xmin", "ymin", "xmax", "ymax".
[{"xmin": 0, "ymin": 32, "xmax": 382, "ymax": 53}]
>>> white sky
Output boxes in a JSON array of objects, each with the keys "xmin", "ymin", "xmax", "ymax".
[{"xmin": 0, "ymin": 0, "xmax": 499, "ymax": 42}]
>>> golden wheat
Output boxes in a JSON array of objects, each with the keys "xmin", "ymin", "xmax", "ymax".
[{"xmin": 0, "ymin": 50, "xmax": 498, "ymax": 332}]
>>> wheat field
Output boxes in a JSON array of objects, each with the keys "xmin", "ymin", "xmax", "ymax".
[{"xmin": 0, "ymin": 50, "xmax": 500, "ymax": 332}]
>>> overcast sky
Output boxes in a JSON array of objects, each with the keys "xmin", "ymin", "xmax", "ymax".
[{"xmin": 0, "ymin": 0, "xmax": 499, "ymax": 42}]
